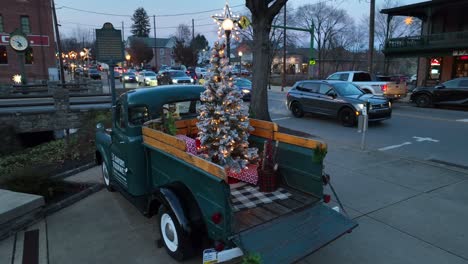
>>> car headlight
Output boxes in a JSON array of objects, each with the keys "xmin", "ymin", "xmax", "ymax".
[
  {"xmin": 356, "ymin": 103, "xmax": 365, "ymax": 111},
  {"xmin": 242, "ymin": 89, "xmax": 250, "ymax": 94},
  {"xmin": 124, "ymin": 76, "xmax": 129, "ymax": 80},
  {"xmin": 389, "ymin": 101, "xmax": 392, "ymax": 108},
  {"xmin": 190, "ymin": 78, "xmax": 194, "ymax": 83},
  {"xmin": 145, "ymin": 77, "xmax": 150, "ymax": 81},
  {"xmin": 172, "ymin": 79, "xmax": 177, "ymax": 84}
]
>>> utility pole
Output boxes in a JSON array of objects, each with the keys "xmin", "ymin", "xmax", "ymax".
[
  {"xmin": 153, "ymin": 15, "xmax": 158, "ymax": 71},
  {"xmin": 192, "ymin": 18, "xmax": 195, "ymax": 41},
  {"xmin": 51, "ymin": 0, "xmax": 65, "ymax": 85},
  {"xmin": 122, "ymin": 21, "xmax": 125, "ymax": 41},
  {"xmin": 281, "ymin": 3, "xmax": 286, "ymax": 92},
  {"xmin": 368, "ymin": 0, "xmax": 375, "ymax": 75}
]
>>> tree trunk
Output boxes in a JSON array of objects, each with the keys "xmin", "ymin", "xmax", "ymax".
[{"xmin": 250, "ymin": 17, "xmax": 272, "ymax": 121}]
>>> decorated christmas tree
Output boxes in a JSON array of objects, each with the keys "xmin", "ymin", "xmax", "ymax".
[{"xmin": 197, "ymin": 42, "xmax": 258, "ymax": 172}]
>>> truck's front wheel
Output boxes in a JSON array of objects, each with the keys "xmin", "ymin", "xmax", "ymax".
[
  {"xmin": 101, "ymin": 162, "xmax": 114, "ymax": 192},
  {"xmin": 158, "ymin": 206, "xmax": 193, "ymax": 260}
]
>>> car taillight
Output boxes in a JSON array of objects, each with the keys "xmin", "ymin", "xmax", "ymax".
[
  {"xmin": 381, "ymin": 84, "xmax": 387, "ymax": 92},
  {"xmin": 214, "ymin": 241, "xmax": 225, "ymax": 252},
  {"xmin": 211, "ymin": 212, "xmax": 222, "ymax": 224}
]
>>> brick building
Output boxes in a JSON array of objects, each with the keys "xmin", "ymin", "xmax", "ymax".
[
  {"xmin": 382, "ymin": 0, "xmax": 468, "ymax": 86},
  {"xmin": 0, "ymin": 0, "xmax": 56, "ymax": 84}
]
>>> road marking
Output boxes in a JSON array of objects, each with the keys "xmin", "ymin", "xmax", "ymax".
[
  {"xmin": 378, "ymin": 142, "xmax": 412, "ymax": 151},
  {"xmin": 393, "ymin": 113, "xmax": 458, "ymax": 123},
  {"xmin": 413, "ymin": 136, "xmax": 439, "ymax": 142},
  {"xmin": 271, "ymin": 117, "xmax": 291, "ymax": 121},
  {"xmin": 456, "ymin": 118, "xmax": 468, "ymax": 122}
]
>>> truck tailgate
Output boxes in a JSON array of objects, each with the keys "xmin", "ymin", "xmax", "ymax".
[
  {"xmin": 385, "ymin": 82, "xmax": 407, "ymax": 96},
  {"xmin": 231, "ymin": 204, "xmax": 357, "ymax": 263}
]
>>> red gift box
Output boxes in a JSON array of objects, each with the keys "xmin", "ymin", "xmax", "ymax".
[
  {"xmin": 227, "ymin": 164, "xmax": 258, "ymax": 185},
  {"xmin": 176, "ymin": 135, "xmax": 197, "ymax": 155}
]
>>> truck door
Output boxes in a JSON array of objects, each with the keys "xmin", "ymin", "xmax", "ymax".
[{"xmin": 110, "ymin": 102, "xmax": 129, "ymax": 190}]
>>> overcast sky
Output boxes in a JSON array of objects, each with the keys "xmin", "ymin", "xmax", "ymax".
[{"xmin": 56, "ymin": 0, "xmax": 424, "ymax": 45}]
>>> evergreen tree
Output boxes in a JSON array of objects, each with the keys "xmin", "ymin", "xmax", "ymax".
[
  {"xmin": 131, "ymin": 8, "xmax": 151, "ymax": 37},
  {"xmin": 190, "ymin": 34, "xmax": 209, "ymax": 51},
  {"xmin": 197, "ymin": 42, "xmax": 258, "ymax": 172}
]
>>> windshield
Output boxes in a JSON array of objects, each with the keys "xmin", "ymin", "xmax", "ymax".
[
  {"xmin": 235, "ymin": 79, "xmax": 251, "ymax": 86},
  {"xmin": 332, "ymin": 82, "xmax": 364, "ymax": 96},
  {"xmin": 145, "ymin": 72, "xmax": 156, "ymax": 77},
  {"xmin": 169, "ymin": 71, "xmax": 187, "ymax": 77}
]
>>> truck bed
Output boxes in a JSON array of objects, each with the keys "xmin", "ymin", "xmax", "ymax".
[{"xmin": 233, "ymin": 185, "xmax": 320, "ymax": 233}]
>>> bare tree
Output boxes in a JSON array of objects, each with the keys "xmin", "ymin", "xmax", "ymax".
[
  {"xmin": 295, "ymin": 2, "xmax": 351, "ymax": 78},
  {"xmin": 174, "ymin": 24, "xmax": 192, "ymax": 46},
  {"xmin": 246, "ymin": 0, "xmax": 288, "ymax": 121}
]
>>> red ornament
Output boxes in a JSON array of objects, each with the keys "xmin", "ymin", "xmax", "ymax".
[{"xmin": 195, "ymin": 138, "xmax": 201, "ymax": 151}]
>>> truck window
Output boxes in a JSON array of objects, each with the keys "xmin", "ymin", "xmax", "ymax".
[
  {"xmin": 162, "ymin": 100, "xmax": 201, "ymax": 120},
  {"xmin": 327, "ymin": 74, "xmax": 341, "ymax": 80},
  {"xmin": 128, "ymin": 106, "xmax": 150, "ymax": 126},
  {"xmin": 115, "ymin": 103, "xmax": 126, "ymax": 129},
  {"xmin": 352, "ymin": 72, "xmax": 371, "ymax": 82}
]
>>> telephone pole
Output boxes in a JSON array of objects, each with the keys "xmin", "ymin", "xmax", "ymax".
[
  {"xmin": 153, "ymin": 15, "xmax": 158, "ymax": 71},
  {"xmin": 51, "ymin": 0, "xmax": 65, "ymax": 85},
  {"xmin": 368, "ymin": 0, "xmax": 375, "ymax": 75},
  {"xmin": 122, "ymin": 21, "xmax": 125, "ymax": 41},
  {"xmin": 281, "ymin": 3, "xmax": 286, "ymax": 92},
  {"xmin": 192, "ymin": 18, "xmax": 195, "ymax": 40}
]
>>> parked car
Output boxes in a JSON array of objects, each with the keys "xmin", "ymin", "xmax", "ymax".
[
  {"xmin": 74, "ymin": 68, "xmax": 84, "ymax": 78},
  {"xmin": 88, "ymin": 69, "xmax": 101, "ymax": 80},
  {"xmin": 195, "ymin": 67, "xmax": 207, "ymax": 78},
  {"xmin": 121, "ymin": 72, "xmax": 137, "ymax": 84},
  {"xmin": 327, "ymin": 71, "xmax": 407, "ymax": 100},
  {"xmin": 157, "ymin": 70, "xmax": 194, "ymax": 85},
  {"xmin": 233, "ymin": 78, "xmax": 252, "ymax": 101},
  {"xmin": 114, "ymin": 67, "xmax": 124, "ymax": 79},
  {"xmin": 137, "ymin": 71, "xmax": 158, "ymax": 86},
  {"xmin": 287, "ymin": 80, "xmax": 392, "ymax": 126},
  {"xmin": 410, "ymin": 77, "xmax": 468, "ymax": 107},
  {"xmin": 410, "ymin": 74, "xmax": 417, "ymax": 85},
  {"xmin": 186, "ymin": 68, "xmax": 199, "ymax": 84}
]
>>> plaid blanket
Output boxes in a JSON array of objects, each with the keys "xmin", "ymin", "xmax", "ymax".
[{"xmin": 230, "ymin": 183, "xmax": 291, "ymax": 212}]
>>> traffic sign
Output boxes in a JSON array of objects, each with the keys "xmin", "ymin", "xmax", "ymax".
[{"xmin": 309, "ymin": 59, "xmax": 316, "ymax": 65}]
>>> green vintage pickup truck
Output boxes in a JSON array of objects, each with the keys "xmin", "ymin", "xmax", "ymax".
[{"xmin": 95, "ymin": 85, "xmax": 357, "ymax": 263}]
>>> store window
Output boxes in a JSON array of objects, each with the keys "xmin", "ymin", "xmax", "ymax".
[
  {"xmin": 454, "ymin": 56, "xmax": 468, "ymax": 78},
  {"xmin": 429, "ymin": 58, "xmax": 442, "ymax": 80},
  {"xmin": 25, "ymin": 47, "xmax": 33, "ymax": 64},
  {"xmin": 0, "ymin": 15, "xmax": 4, "ymax": 32},
  {"xmin": 20, "ymin": 16, "xmax": 30, "ymax": 34},
  {"xmin": 0, "ymin": 46, "xmax": 7, "ymax": 64}
]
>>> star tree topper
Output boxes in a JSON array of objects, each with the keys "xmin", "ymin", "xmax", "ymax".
[{"xmin": 211, "ymin": 3, "xmax": 241, "ymax": 41}]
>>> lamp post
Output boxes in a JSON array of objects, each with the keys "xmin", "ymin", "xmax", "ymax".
[
  {"xmin": 125, "ymin": 54, "xmax": 131, "ymax": 67},
  {"xmin": 238, "ymin": 51, "xmax": 243, "ymax": 76},
  {"xmin": 221, "ymin": 18, "xmax": 234, "ymax": 62}
]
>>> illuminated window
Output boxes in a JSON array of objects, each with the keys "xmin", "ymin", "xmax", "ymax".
[
  {"xmin": 25, "ymin": 47, "xmax": 33, "ymax": 64},
  {"xmin": 0, "ymin": 46, "xmax": 7, "ymax": 64},
  {"xmin": 0, "ymin": 15, "xmax": 4, "ymax": 32},
  {"xmin": 20, "ymin": 16, "xmax": 30, "ymax": 34},
  {"xmin": 429, "ymin": 57, "xmax": 442, "ymax": 80}
]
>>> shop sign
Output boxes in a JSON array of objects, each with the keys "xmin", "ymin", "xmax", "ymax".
[
  {"xmin": 0, "ymin": 34, "xmax": 50, "ymax": 46},
  {"xmin": 453, "ymin": 50, "xmax": 468, "ymax": 56}
]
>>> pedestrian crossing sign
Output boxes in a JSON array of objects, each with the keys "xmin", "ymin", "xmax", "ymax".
[{"xmin": 309, "ymin": 59, "xmax": 316, "ymax": 65}]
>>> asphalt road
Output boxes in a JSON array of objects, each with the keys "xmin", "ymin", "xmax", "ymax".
[{"xmin": 268, "ymin": 91, "xmax": 468, "ymax": 168}]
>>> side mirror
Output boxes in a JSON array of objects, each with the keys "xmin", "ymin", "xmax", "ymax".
[
  {"xmin": 329, "ymin": 92, "xmax": 337, "ymax": 99},
  {"xmin": 435, "ymin": 85, "xmax": 445, "ymax": 89}
]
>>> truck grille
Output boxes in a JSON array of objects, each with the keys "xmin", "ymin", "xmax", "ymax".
[{"xmin": 371, "ymin": 103, "xmax": 389, "ymax": 109}]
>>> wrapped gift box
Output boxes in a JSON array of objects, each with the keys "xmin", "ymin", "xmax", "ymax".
[
  {"xmin": 227, "ymin": 164, "xmax": 259, "ymax": 185},
  {"xmin": 176, "ymin": 135, "xmax": 197, "ymax": 155}
]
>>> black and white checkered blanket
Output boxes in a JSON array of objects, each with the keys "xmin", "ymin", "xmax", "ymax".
[{"xmin": 230, "ymin": 183, "xmax": 292, "ymax": 212}]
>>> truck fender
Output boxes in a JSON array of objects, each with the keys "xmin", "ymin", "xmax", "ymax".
[
  {"xmin": 153, "ymin": 187, "xmax": 192, "ymax": 235},
  {"xmin": 95, "ymin": 145, "xmax": 110, "ymax": 166}
]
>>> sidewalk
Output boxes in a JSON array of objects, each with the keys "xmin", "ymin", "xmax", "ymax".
[{"xmin": 1, "ymin": 146, "xmax": 467, "ymax": 263}]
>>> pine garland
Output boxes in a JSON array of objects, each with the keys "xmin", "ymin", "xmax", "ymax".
[{"xmin": 197, "ymin": 42, "xmax": 258, "ymax": 172}]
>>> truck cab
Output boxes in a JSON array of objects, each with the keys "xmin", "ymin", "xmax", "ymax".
[{"xmin": 95, "ymin": 85, "xmax": 357, "ymax": 263}]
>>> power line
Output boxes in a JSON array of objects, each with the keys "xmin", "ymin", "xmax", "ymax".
[{"xmin": 58, "ymin": 4, "xmax": 244, "ymax": 18}]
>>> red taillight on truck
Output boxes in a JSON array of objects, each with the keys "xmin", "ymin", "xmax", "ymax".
[
  {"xmin": 323, "ymin": 194, "xmax": 331, "ymax": 203},
  {"xmin": 381, "ymin": 84, "xmax": 387, "ymax": 92},
  {"xmin": 212, "ymin": 212, "xmax": 222, "ymax": 224}
]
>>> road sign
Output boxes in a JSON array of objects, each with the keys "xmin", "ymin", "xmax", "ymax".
[
  {"xmin": 309, "ymin": 59, "xmax": 316, "ymax": 65},
  {"xmin": 95, "ymin": 23, "xmax": 124, "ymax": 63}
]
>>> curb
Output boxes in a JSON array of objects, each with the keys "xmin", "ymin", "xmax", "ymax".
[
  {"xmin": 51, "ymin": 162, "xmax": 95, "ymax": 180},
  {"xmin": 44, "ymin": 183, "xmax": 104, "ymax": 216}
]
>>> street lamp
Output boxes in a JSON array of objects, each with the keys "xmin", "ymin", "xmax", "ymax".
[
  {"xmin": 125, "ymin": 54, "xmax": 131, "ymax": 66},
  {"xmin": 222, "ymin": 18, "xmax": 234, "ymax": 61},
  {"xmin": 238, "ymin": 51, "xmax": 243, "ymax": 76}
]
